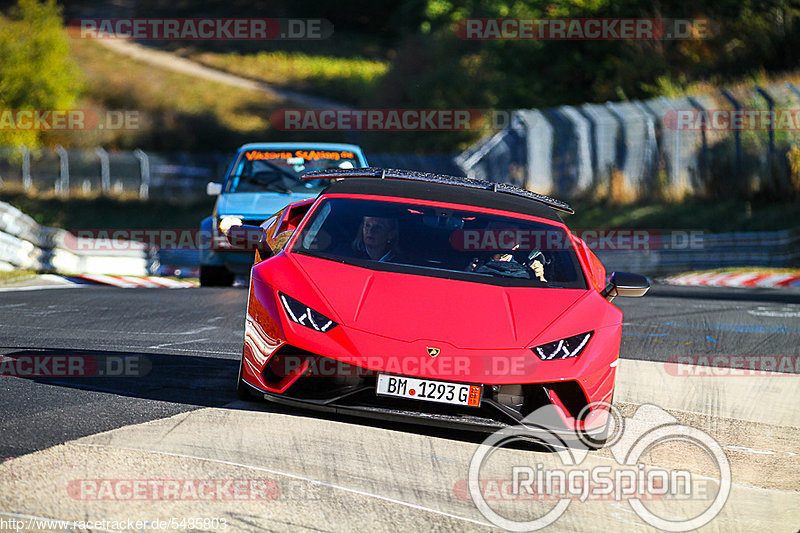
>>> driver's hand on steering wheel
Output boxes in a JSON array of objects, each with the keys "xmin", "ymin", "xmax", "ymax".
[{"xmin": 531, "ymin": 259, "xmax": 547, "ymax": 282}]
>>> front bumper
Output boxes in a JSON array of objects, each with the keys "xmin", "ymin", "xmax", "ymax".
[
  {"xmin": 241, "ymin": 279, "xmax": 620, "ymax": 437},
  {"xmin": 240, "ymin": 346, "xmax": 614, "ymax": 437}
]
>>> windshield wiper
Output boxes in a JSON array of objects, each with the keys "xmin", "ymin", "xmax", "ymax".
[
  {"xmin": 233, "ymin": 174, "xmax": 293, "ymax": 194},
  {"xmin": 259, "ymin": 160, "xmax": 303, "ymax": 184}
]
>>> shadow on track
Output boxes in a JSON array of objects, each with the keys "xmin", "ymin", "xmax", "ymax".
[
  {"xmin": 1, "ymin": 348, "xmax": 238, "ymax": 408},
  {"xmin": 2, "ymin": 347, "xmax": 552, "ymax": 452}
]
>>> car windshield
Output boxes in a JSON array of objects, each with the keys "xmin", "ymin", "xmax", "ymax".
[
  {"xmin": 225, "ymin": 148, "xmax": 361, "ymax": 193},
  {"xmin": 292, "ymin": 197, "xmax": 587, "ymax": 289}
]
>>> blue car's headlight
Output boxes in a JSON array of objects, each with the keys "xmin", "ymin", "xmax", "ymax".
[
  {"xmin": 532, "ymin": 332, "xmax": 593, "ymax": 360},
  {"xmin": 279, "ymin": 292, "xmax": 337, "ymax": 332}
]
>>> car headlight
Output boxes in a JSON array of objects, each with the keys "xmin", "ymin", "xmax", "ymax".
[
  {"xmin": 532, "ymin": 332, "xmax": 593, "ymax": 360},
  {"xmin": 279, "ymin": 292, "xmax": 337, "ymax": 332},
  {"xmin": 219, "ymin": 216, "xmax": 243, "ymax": 234}
]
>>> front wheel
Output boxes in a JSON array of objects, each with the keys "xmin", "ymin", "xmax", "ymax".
[
  {"xmin": 577, "ymin": 398, "xmax": 620, "ymax": 450},
  {"xmin": 199, "ymin": 265, "xmax": 234, "ymax": 287}
]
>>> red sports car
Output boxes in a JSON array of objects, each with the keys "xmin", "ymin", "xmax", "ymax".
[{"xmin": 228, "ymin": 169, "xmax": 649, "ymax": 443}]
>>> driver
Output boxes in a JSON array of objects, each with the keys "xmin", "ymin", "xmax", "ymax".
[
  {"xmin": 465, "ymin": 219, "xmax": 549, "ymax": 283},
  {"xmin": 466, "ymin": 245, "xmax": 548, "ymax": 282}
]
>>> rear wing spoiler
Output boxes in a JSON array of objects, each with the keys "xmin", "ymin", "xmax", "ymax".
[{"xmin": 302, "ymin": 167, "xmax": 574, "ymax": 214}]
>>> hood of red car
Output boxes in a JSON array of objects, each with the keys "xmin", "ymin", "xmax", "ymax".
[{"xmin": 290, "ymin": 254, "xmax": 588, "ymax": 349}]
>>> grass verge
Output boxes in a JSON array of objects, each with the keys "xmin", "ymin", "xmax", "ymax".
[
  {"xmin": 187, "ymin": 50, "xmax": 389, "ymax": 105},
  {"xmin": 0, "ymin": 269, "xmax": 37, "ymax": 282},
  {"xmin": 55, "ymin": 39, "xmax": 287, "ymax": 151}
]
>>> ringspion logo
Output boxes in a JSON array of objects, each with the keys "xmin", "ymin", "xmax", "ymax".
[{"xmin": 468, "ymin": 403, "xmax": 730, "ymax": 531}]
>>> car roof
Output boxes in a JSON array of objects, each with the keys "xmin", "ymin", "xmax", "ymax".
[
  {"xmin": 237, "ymin": 142, "xmax": 365, "ymax": 153},
  {"xmin": 319, "ymin": 177, "xmax": 566, "ymax": 223}
]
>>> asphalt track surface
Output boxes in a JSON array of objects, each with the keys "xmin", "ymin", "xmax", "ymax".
[{"xmin": 0, "ymin": 284, "xmax": 798, "ymax": 532}]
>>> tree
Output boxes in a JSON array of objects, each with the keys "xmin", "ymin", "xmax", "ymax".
[{"xmin": 0, "ymin": 0, "xmax": 82, "ymax": 148}]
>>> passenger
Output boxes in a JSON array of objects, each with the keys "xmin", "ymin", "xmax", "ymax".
[{"xmin": 349, "ymin": 216, "xmax": 400, "ymax": 262}]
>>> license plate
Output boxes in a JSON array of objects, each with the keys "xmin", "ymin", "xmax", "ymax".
[{"xmin": 376, "ymin": 374, "xmax": 482, "ymax": 407}]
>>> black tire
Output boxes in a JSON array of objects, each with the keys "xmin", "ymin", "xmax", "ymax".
[
  {"xmin": 580, "ymin": 422, "xmax": 610, "ymax": 450},
  {"xmin": 236, "ymin": 355, "xmax": 256, "ymax": 401},
  {"xmin": 199, "ymin": 265, "xmax": 234, "ymax": 287},
  {"xmin": 578, "ymin": 397, "xmax": 615, "ymax": 450}
]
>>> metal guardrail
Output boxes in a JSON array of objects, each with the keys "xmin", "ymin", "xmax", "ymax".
[
  {"xmin": 595, "ymin": 228, "xmax": 800, "ymax": 276},
  {"xmin": 1, "ymin": 199, "xmax": 796, "ymax": 276}
]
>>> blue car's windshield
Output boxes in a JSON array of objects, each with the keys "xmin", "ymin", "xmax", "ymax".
[
  {"xmin": 292, "ymin": 197, "xmax": 587, "ymax": 289},
  {"xmin": 226, "ymin": 148, "xmax": 362, "ymax": 193}
]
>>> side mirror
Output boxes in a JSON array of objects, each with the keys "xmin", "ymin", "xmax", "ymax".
[
  {"xmin": 226, "ymin": 225, "xmax": 272, "ymax": 257},
  {"xmin": 602, "ymin": 271, "xmax": 650, "ymax": 301},
  {"xmin": 206, "ymin": 182, "xmax": 223, "ymax": 196}
]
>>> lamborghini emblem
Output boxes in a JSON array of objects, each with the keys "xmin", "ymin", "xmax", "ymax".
[{"xmin": 427, "ymin": 347, "xmax": 441, "ymax": 358}]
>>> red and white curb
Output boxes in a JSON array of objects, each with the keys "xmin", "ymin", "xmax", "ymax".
[
  {"xmin": 663, "ymin": 271, "xmax": 800, "ymax": 289},
  {"xmin": 76, "ymin": 274, "xmax": 197, "ymax": 288}
]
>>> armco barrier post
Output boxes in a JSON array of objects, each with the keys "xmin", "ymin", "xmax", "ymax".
[
  {"xmin": 755, "ymin": 86, "xmax": 775, "ymax": 188},
  {"xmin": 133, "ymin": 149, "xmax": 150, "ymax": 200},
  {"xmin": 719, "ymin": 89, "xmax": 743, "ymax": 176},
  {"xmin": 20, "ymin": 146, "xmax": 31, "ymax": 192},
  {"xmin": 633, "ymin": 100, "xmax": 659, "ymax": 194},
  {"xmin": 96, "ymin": 147, "xmax": 110, "ymax": 195},
  {"xmin": 521, "ymin": 110, "xmax": 554, "ymax": 195},
  {"xmin": 787, "ymin": 82, "xmax": 800, "ymax": 103},
  {"xmin": 687, "ymin": 97, "xmax": 709, "ymax": 189},
  {"xmin": 55, "ymin": 145, "xmax": 69, "ymax": 197},
  {"xmin": 579, "ymin": 103, "xmax": 619, "ymax": 191},
  {"xmin": 659, "ymin": 97, "xmax": 683, "ymax": 195},
  {"xmin": 557, "ymin": 105, "xmax": 593, "ymax": 196}
]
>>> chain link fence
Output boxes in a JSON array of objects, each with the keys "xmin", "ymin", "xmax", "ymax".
[
  {"xmin": 458, "ymin": 81, "xmax": 800, "ymax": 201},
  {"xmin": 0, "ymin": 146, "xmax": 231, "ymax": 203},
  {"xmin": 0, "ymin": 147, "xmax": 463, "ymax": 203}
]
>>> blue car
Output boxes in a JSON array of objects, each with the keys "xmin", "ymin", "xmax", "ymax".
[{"xmin": 200, "ymin": 142, "xmax": 369, "ymax": 285}]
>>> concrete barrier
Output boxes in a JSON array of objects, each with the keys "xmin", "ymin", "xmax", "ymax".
[
  {"xmin": 0, "ymin": 200, "xmax": 153, "ymax": 276},
  {"xmin": 595, "ymin": 228, "xmax": 800, "ymax": 276}
]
